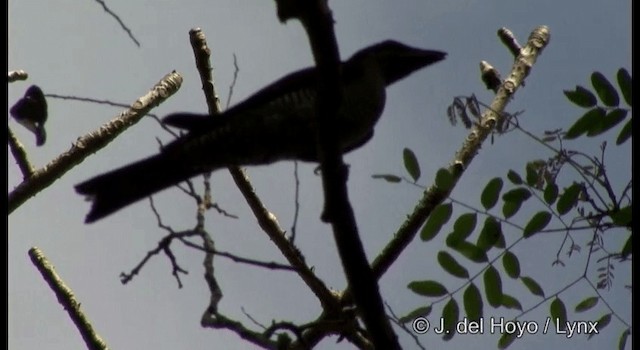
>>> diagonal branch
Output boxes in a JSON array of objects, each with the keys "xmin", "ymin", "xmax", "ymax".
[
  {"xmin": 29, "ymin": 247, "xmax": 109, "ymax": 350},
  {"xmin": 8, "ymin": 72, "xmax": 183, "ymax": 214},
  {"xmin": 188, "ymin": 26, "xmax": 339, "ymax": 318},
  {"xmin": 367, "ymin": 26, "xmax": 551, "ymax": 284},
  {"xmin": 8, "ymin": 126, "xmax": 35, "ymax": 178}
]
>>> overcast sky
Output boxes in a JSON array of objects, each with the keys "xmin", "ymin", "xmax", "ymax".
[{"xmin": 8, "ymin": 1, "xmax": 631, "ymax": 349}]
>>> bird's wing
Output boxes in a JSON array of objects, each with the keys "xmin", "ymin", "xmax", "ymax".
[
  {"xmin": 162, "ymin": 67, "xmax": 318, "ymax": 133},
  {"xmin": 223, "ymin": 67, "xmax": 318, "ymax": 117}
]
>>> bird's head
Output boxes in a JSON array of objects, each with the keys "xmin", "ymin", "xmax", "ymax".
[{"xmin": 348, "ymin": 40, "xmax": 446, "ymax": 86}]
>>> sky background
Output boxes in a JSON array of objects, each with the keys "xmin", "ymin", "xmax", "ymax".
[{"xmin": 8, "ymin": 1, "xmax": 631, "ymax": 349}]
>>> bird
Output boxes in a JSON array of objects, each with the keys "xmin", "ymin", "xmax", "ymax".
[
  {"xmin": 76, "ymin": 40, "xmax": 446, "ymax": 223},
  {"xmin": 10, "ymin": 85, "xmax": 48, "ymax": 146}
]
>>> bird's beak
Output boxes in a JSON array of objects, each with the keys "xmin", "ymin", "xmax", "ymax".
[{"xmin": 383, "ymin": 48, "xmax": 446, "ymax": 85}]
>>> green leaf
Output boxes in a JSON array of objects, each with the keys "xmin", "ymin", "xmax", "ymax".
[
  {"xmin": 408, "ymin": 280, "xmax": 448, "ymax": 297},
  {"xmin": 477, "ymin": 217, "xmax": 502, "ymax": 251},
  {"xmin": 448, "ymin": 241, "xmax": 488, "ymax": 263},
  {"xmin": 371, "ymin": 174, "xmax": 402, "ymax": 183},
  {"xmin": 441, "ymin": 298, "xmax": 459, "ymax": 341},
  {"xmin": 502, "ymin": 188, "xmax": 530, "ymax": 219},
  {"xmin": 463, "ymin": 283, "xmax": 483, "ymax": 322},
  {"xmin": 484, "ymin": 266, "xmax": 502, "ymax": 307},
  {"xmin": 525, "ymin": 161, "xmax": 543, "ymax": 187},
  {"xmin": 617, "ymin": 68, "xmax": 632, "ymax": 106},
  {"xmin": 398, "ymin": 306, "xmax": 432, "ymax": 324},
  {"xmin": 550, "ymin": 298, "xmax": 567, "ymax": 331},
  {"xmin": 502, "ymin": 187, "xmax": 531, "ymax": 202},
  {"xmin": 618, "ymin": 329, "xmax": 631, "ymax": 350},
  {"xmin": 494, "ymin": 229, "xmax": 506, "ymax": 249},
  {"xmin": 564, "ymin": 85, "xmax": 597, "ymax": 108},
  {"xmin": 611, "ymin": 205, "xmax": 631, "ymax": 227},
  {"xmin": 403, "ymin": 148, "xmax": 421, "ymax": 182},
  {"xmin": 502, "ymin": 251, "xmax": 520, "ymax": 279},
  {"xmin": 421, "ymin": 203, "xmax": 453, "ymax": 241},
  {"xmin": 498, "ymin": 331, "xmax": 518, "ymax": 349},
  {"xmin": 521, "ymin": 276, "xmax": 544, "ymax": 297},
  {"xmin": 435, "ymin": 168, "xmax": 454, "ymax": 191},
  {"xmin": 543, "ymin": 182, "xmax": 559, "ymax": 205},
  {"xmin": 481, "ymin": 177, "xmax": 503, "ymax": 210},
  {"xmin": 574, "ymin": 296, "xmax": 599, "ymax": 313},
  {"xmin": 506, "ymin": 170, "xmax": 523, "ymax": 185},
  {"xmin": 502, "ymin": 200, "xmax": 522, "ymax": 219},
  {"xmin": 565, "ymin": 107, "xmax": 606, "ymax": 139},
  {"xmin": 451, "ymin": 213, "xmax": 477, "ymax": 241},
  {"xmin": 500, "ymin": 294, "xmax": 522, "ymax": 310},
  {"xmin": 523, "ymin": 211, "xmax": 552, "ymax": 238},
  {"xmin": 557, "ymin": 183, "xmax": 582, "ymax": 215},
  {"xmin": 620, "ymin": 234, "xmax": 631, "ymax": 259},
  {"xmin": 589, "ymin": 313, "xmax": 611, "ymax": 339},
  {"xmin": 587, "ymin": 108, "xmax": 627, "ymax": 137},
  {"xmin": 438, "ymin": 251, "xmax": 469, "ymax": 279},
  {"xmin": 616, "ymin": 119, "xmax": 632, "ymax": 145},
  {"xmin": 592, "ymin": 71, "xmax": 619, "ymax": 107}
]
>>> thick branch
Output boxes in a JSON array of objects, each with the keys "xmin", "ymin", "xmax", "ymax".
[
  {"xmin": 373, "ymin": 26, "xmax": 549, "ymax": 281},
  {"xmin": 8, "ymin": 126, "xmax": 35, "ymax": 178},
  {"xmin": 8, "ymin": 69, "xmax": 28, "ymax": 82},
  {"xmin": 274, "ymin": 1, "xmax": 401, "ymax": 348},
  {"xmin": 29, "ymin": 247, "xmax": 109, "ymax": 350}
]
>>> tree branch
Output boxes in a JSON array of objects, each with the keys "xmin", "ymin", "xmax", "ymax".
[
  {"xmin": 29, "ymin": 247, "xmax": 109, "ymax": 350},
  {"xmin": 8, "ymin": 71, "xmax": 183, "ymax": 214},
  {"xmin": 274, "ymin": 1, "xmax": 401, "ymax": 348},
  {"xmin": 372, "ymin": 26, "xmax": 551, "ymax": 280}
]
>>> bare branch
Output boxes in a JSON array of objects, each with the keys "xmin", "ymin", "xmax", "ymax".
[
  {"xmin": 188, "ymin": 29, "xmax": 337, "ymax": 309},
  {"xmin": 274, "ymin": 1, "xmax": 401, "ymax": 348},
  {"xmin": 226, "ymin": 53, "xmax": 240, "ymax": 109},
  {"xmin": 29, "ymin": 247, "xmax": 109, "ymax": 350},
  {"xmin": 386, "ymin": 302, "xmax": 426, "ymax": 350},
  {"xmin": 180, "ymin": 239, "xmax": 296, "ymax": 271},
  {"xmin": 92, "ymin": 0, "xmax": 141, "ymax": 47},
  {"xmin": 189, "ymin": 28, "xmax": 222, "ymax": 116},
  {"xmin": 8, "ymin": 71, "xmax": 183, "ymax": 215},
  {"xmin": 8, "ymin": 126, "xmax": 35, "ymax": 178},
  {"xmin": 8, "ymin": 70, "xmax": 28, "ymax": 82},
  {"xmin": 120, "ymin": 229, "xmax": 197, "ymax": 287},
  {"xmin": 498, "ymin": 27, "xmax": 522, "ymax": 57},
  {"xmin": 480, "ymin": 60, "xmax": 502, "ymax": 92},
  {"xmin": 370, "ymin": 25, "xmax": 550, "ymax": 281},
  {"xmin": 290, "ymin": 161, "xmax": 301, "ymax": 243}
]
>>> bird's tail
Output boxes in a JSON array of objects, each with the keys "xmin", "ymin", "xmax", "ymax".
[{"xmin": 75, "ymin": 153, "xmax": 199, "ymax": 223}]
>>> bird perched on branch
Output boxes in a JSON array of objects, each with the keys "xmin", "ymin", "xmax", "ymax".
[
  {"xmin": 76, "ymin": 40, "xmax": 446, "ymax": 223},
  {"xmin": 10, "ymin": 85, "xmax": 48, "ymax": 146}
]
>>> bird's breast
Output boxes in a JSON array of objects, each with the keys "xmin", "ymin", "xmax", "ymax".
[{"xmin": 337, "ymin": 75, "xmax": 387, "ymax": 148}]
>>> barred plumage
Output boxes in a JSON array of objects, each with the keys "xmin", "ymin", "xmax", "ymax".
[{"xmin": 76, "ymin": 40, "xmax": 446, "ymax": 223}]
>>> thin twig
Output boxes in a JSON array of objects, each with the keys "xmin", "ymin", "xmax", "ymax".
[
  {"xmin": 226, "ymin": 53, "xmax": 240, "ymax": 109},
  {"xmin": 290, "ymin": 160, "xmax": 301, "ymax": 242},
  {"xmin": 92, "ymin": 0, "xmax": 141, "ymax": 47}
]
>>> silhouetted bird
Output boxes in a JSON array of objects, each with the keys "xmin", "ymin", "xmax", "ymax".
[
  {"xmin": 76, "ymin": 40, "xmax": 446, "ymax": 223},
  {"xmin": 10, "ymin": 85, "xmax": 48, "ymax": 146}
]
